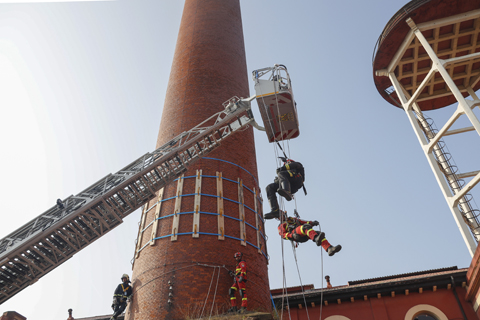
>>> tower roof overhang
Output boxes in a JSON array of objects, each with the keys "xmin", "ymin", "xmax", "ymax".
[{"xmin": 373, "ymin": 0, "xmax": 480, "ymax": 111}]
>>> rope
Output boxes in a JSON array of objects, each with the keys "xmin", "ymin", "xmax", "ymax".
[
  {"xmin": 208, "ymin": 267, "xmax": 221, "ymax": 319},
  {"xmin": 319, "ymin": 249, "xmax": 324, "ymax": 320},
  {"xmin": 291, "ymin": 243, "xmax": 310, "ymax": 320},
  {"xmin": 199, "ymin": 266, "xmax": 217, "ymax": 318},
  {"xmin": 279, "ymin": 198, "xmax": 292, "ymax": 320},
  {"xmin": 134, "ymin": 264, "xmax": 198, "ymax": 292},
  {"xmin": 256, "ymin": 65, "xmax": 299, "ymax": 320}
]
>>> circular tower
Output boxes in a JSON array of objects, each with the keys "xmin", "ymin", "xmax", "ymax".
[
  {"xmin": 373, "ymin": 0, "xmax": 480, "ymax": 255},
  {"xmin": 127, "ymin": 1, "xmax": 270, "ymax": 319}
]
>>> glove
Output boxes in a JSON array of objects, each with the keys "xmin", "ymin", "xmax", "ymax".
[
  {"xmin": 127, "ymin": 297, "xmax": 132, "ymax": 303},
  {"xmin": 228, "ymin": 271, "xmax": 234, "ymax": 277},
  {"xmin": 111, "ymin": 299, "xmax": 118, "ymax": 310},
  {"xmin": 311, "ymin": 220, "xmax": 319, "ymax": 226},
  {"xmin": 238, "ymin": 276, "xmax": 244, "ymax": 283}
]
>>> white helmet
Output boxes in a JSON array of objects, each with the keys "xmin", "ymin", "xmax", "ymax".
[{"xmin": 121, "ymin": 274, "xmax": 130, "ymax": 282}]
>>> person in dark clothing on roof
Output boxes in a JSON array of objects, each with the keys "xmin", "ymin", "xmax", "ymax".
[
  {"xmin": 264, "ymin": 158, "xmax": 305, "ymax": 220},
  {"xmin": 110, "ymin": 274, "xmax": 133, "ymax": 320}
]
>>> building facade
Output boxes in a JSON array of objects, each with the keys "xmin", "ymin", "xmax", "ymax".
[{"xmin": 272, "ymin": 267, "xmax": 477, "ymax": 320}]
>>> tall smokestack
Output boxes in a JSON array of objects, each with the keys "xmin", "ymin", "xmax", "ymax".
[{"xmin": 127, "ymin": 1, "xmax": 270, "ymax": 319}]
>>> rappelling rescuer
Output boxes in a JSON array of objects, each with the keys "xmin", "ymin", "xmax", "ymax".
[
  {"xmin": 278, "ymin": 212, "xmax": 342, "ymax": 256},
  {"xmin": 264, "ymin": 157, "xmax": 306, "ymax": 220}
]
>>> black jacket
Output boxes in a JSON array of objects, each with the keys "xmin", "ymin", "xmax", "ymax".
[
  {"xmin": 113, "ymin": 283, "xmax": 133, "ymax": 302},
  {"xmin": 279, "ymin": 161, "xmax": 304, "ymax": 182}
]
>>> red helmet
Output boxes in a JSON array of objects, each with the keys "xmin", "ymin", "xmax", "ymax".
[
  {"xmin": 287, "ymin": 216, "xmax": 296, "ymax": 224},
  {"xmin": 234, "ymin": 252, "xmax": 242, "ymax": 258}
]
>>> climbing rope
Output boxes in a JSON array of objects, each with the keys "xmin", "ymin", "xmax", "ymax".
[
  {"xmin": 291, "ymin": 243, "xmax": 311, "ymax": 320},
  {"xmin": 319, "ymin": 249, "xmax": 324, "ymax": 320},
  {"xmin": 208, "ymin": 267, "xmax": 221, "ymax": 320},
  {"xmin": 279, "ymin": 204, "xmax": 292, "ymax": 320},
  {"xmin": 133, "ymin": 262, "xmax": 246, "ymax": 320},
  {"xmin": 257, "ymin": 65, "xmax": 320, "ymax": 320},
  {"xmin": 199, "ymin": 266, "xmax": 217, "ymax": 319}
]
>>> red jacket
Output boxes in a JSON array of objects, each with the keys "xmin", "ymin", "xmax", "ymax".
[{"xmin": 235, "ymin": 260, "xmax": 247, "ymax": 280}]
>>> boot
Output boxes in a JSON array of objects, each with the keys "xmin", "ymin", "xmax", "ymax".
[
  {"xmin": 277, "ymin": 178, "xmax": 293, "ymax": 201},
  {"xmin": 264, "ymin": 197, "xmax": 280, "ymax": 220},
  {"xmin": 264, "ymin": 209, "xmax": 280, "ymax": 220},
  {"xmin": 314, "ymin": 232, "xmax": 325, "ymax": 246},
  {"xmin": 327, "ymin": 245, "xmax": 342, "ymax": 256},
  {"xmin": 227, "ymin": 306, "xmax": 237, "ymax": 313},
  {"xmin": 237, "ymin": 307, "xmax": 247, "ymax": 314}
]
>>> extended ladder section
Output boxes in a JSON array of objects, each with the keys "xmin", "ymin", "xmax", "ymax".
[{"xmin": 0, "ymin": 96, "xmax": 256, "ymax": 304}]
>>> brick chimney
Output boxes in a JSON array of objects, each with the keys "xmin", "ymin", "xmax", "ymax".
[{"xmin": 127, "ymin": 1, "xmax": 269, "ymax": 319}]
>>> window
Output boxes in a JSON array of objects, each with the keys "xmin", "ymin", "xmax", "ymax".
[
  {"xmin": 404, "ymin": 305, "xmax": 447, "ymax": 320},
  {"xmin": 414, "ymin": 314, "xmax": 438, "ymax": 320},
  {"xmin": 324, "ymin": 316, "xmax": 351, "ymax": 320}
]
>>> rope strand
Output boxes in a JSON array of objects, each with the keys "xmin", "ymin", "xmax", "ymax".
[
  {"xmin": 200, "ymin": 266, "xmax": 216, "ymax": 318},
  {"xmin": 292, "ymin": 243, "xmax": 310, "ymax": 320},
  {"xmin": 208, "ymin": 267, "xmax": 221, "ymax": 320}
]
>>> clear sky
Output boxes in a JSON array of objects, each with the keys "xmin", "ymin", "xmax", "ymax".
[{"xmin": 1, "ymin": 1, "xmax": 479, "ymax": 319}]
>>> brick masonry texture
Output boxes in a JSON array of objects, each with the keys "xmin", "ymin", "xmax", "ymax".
[{"xmin": 126, "ymin": 1, "xmax": 270, "ymax": 319}]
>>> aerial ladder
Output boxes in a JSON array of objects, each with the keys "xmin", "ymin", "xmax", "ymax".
[{"xmin": 0, "ymin": 65, "xmax": 298, "ymax": 304}]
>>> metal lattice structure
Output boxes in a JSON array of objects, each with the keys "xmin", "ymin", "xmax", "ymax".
[
  {"xmin": 0, "ymin": 96, "xmax": 256, "ymax": 304},
  {"xmin": 374, "ymin": 8, "xmax": 480, "ymax": 255}
]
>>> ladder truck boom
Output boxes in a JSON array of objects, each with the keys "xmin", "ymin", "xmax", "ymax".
[{"xmin": 0, "ymin": 95, "xmax": 256, "ymax": 304}]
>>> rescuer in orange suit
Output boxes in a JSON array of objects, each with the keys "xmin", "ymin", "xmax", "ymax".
[
  {"xmin": 227, "ymin": 252, "xmax": 247, "ymax": 313},
  {"xmin": 278, "ymin": 212, "xmax": 342, "ymax": 256},
  {"xmin": 264, "ymin": 158, "xmax": 305, "ymax": 220}
]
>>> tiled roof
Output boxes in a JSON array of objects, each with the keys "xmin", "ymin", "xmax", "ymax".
[
  {"xmin": 271, "ymin": 266, "xmax": 468, "ymax": 301},
  {"xmin": 348, "ymin": 266, "xmax": 458, "ymax": 285}
]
